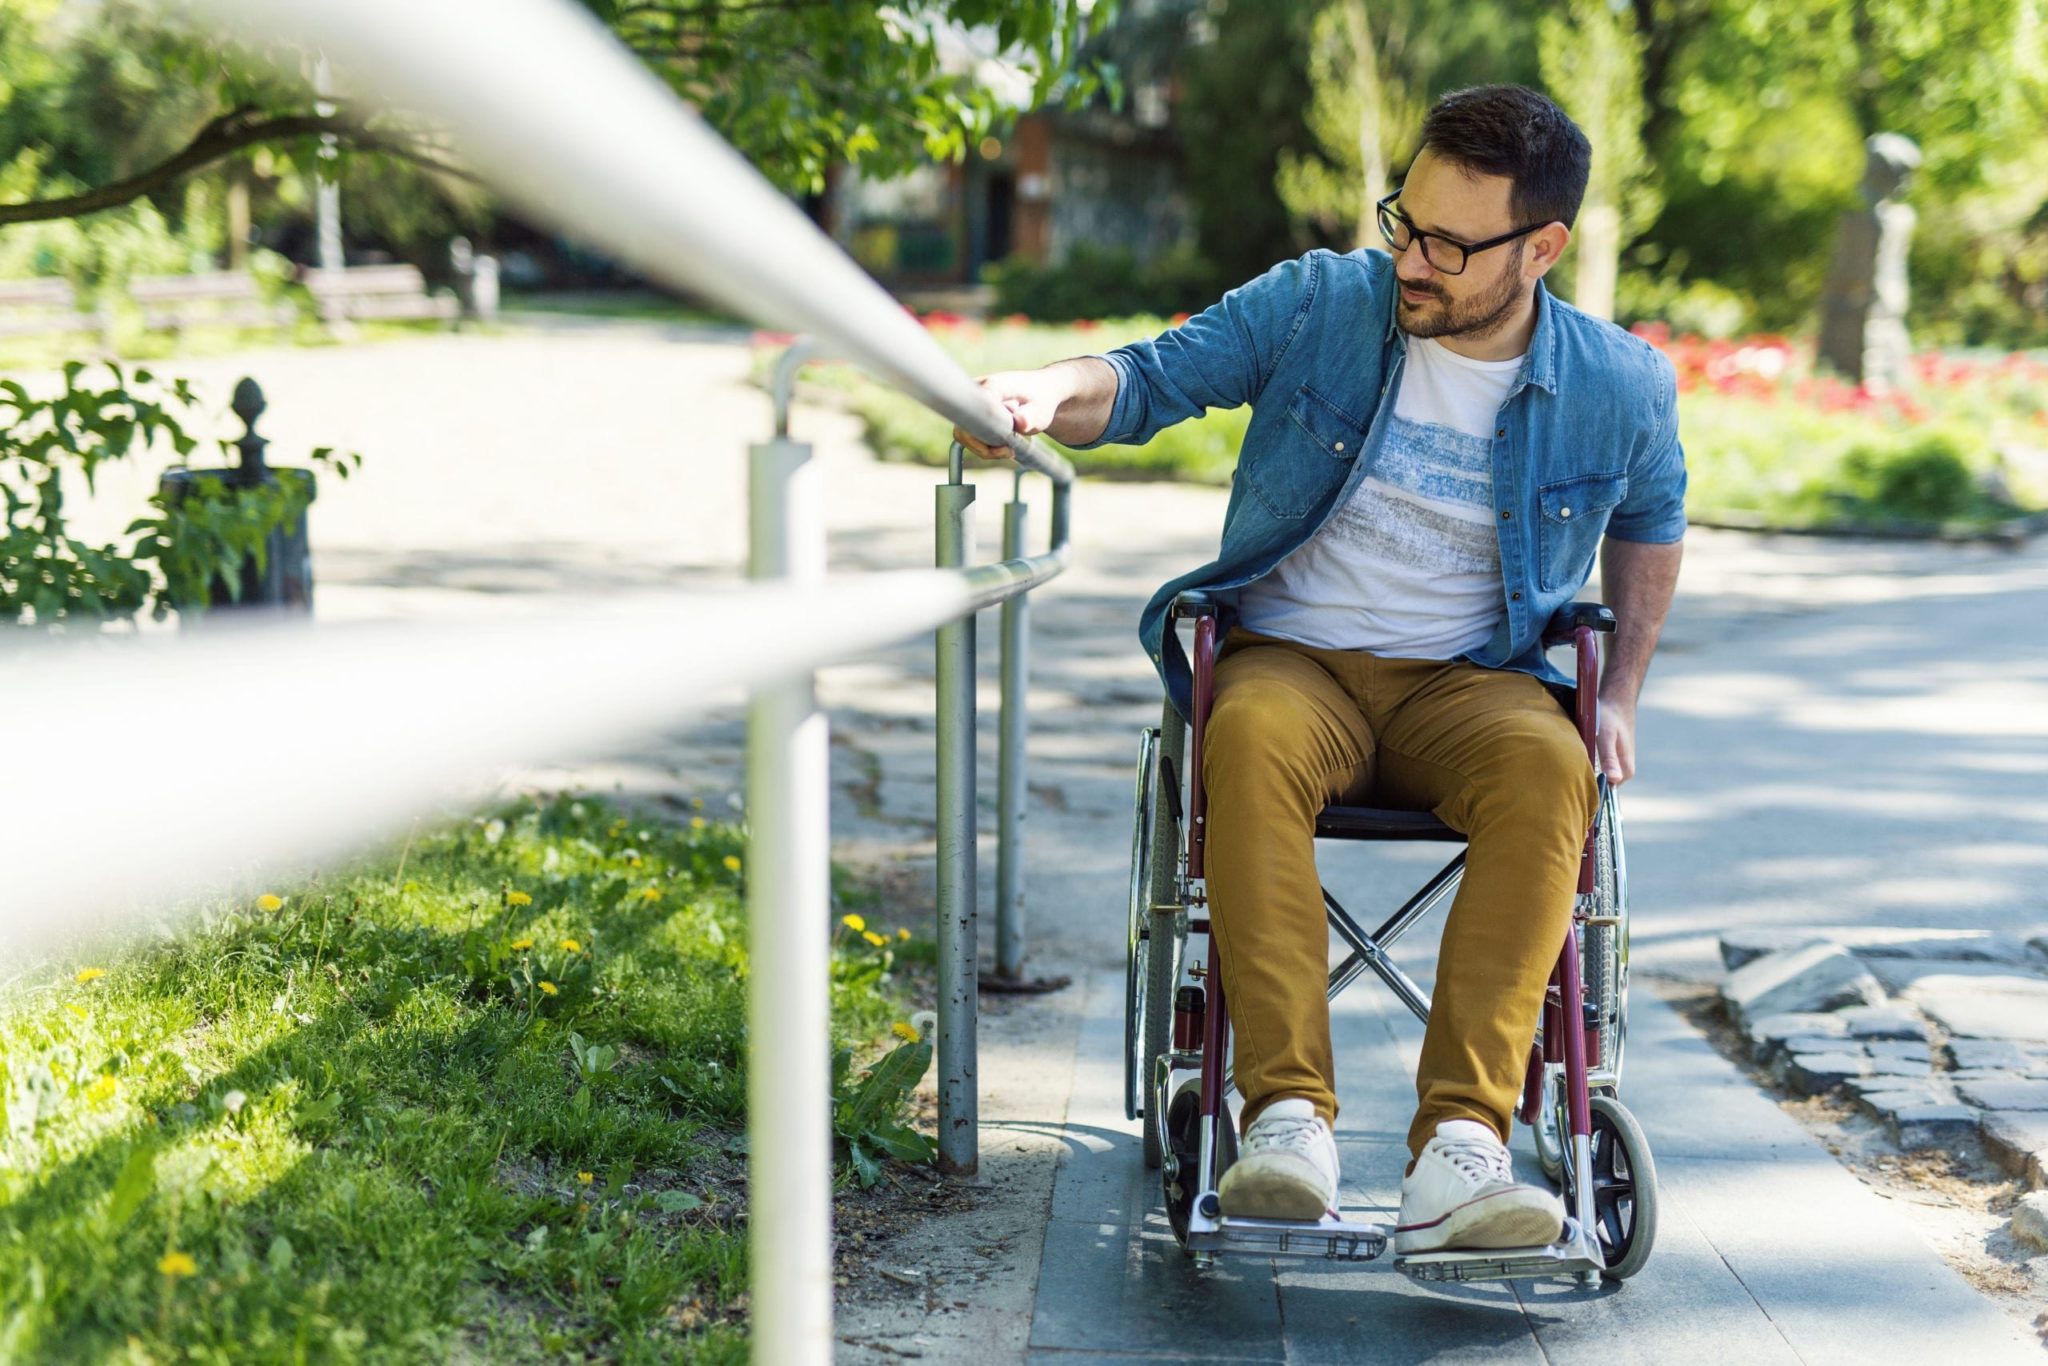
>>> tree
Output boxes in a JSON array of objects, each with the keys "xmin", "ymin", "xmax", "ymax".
[
  {"xmin": 1261, "ymin": 0, "xmax": 1535, "ymax": 253},
  {"xmin": 0, "ymin": 0, "xmax": 1118, "ymax": 227},
  {"xmin": 1539, "ymin": 0, "xmax": 1657, "ymax": 319}
]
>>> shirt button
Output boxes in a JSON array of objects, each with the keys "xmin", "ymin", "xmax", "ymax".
[
  {"xmin": 1561, "ymin": 507, "xmax": 1573, "ymax": 519},
  {"xmin": 1511, "ymin": 592, "xmax": 1523, "ymax": 602},
  {"xmin": 1334, "ymin": 440, "xmax": 1345, "ymax": 452},
  {"xmin": 1496, "ymin": 428, "xmax": 1507, "ymax": 438},
  {"xmin": 1500, "ymin": 510, "xmax": 1513, "ymax": 521}
]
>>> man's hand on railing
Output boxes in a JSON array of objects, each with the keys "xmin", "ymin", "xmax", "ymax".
[{"xmin": 952, "ymin": 358, "xmax": 1116, "ymax": 459}]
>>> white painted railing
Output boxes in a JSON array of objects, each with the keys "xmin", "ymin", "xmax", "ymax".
[{"xmin": 87, "ymin": 2, "xmax": 1081, "ymax": 1362}]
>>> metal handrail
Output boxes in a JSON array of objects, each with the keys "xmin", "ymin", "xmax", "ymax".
[
  {"xmin": 144, "ymin": 3, "xmax": 1088, "ymax": 1361},
  {"xmin": 182, "ymin": 0, "xmax": 1079, "ymax": 486}
]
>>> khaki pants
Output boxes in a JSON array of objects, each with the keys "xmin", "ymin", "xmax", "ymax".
[{"xmin": 1203, "ymin": 628, "xmax": 1598, "ymax": 1158}]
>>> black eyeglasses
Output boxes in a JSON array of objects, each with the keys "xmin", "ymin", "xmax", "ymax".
[{"xmin": 1376, "ymin": 192, "xmax": 1546, "ymax": 276}]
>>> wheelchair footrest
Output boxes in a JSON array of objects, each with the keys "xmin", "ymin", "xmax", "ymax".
[
  {"xmin": 1393, "ymin": 1219, "xmax": 1605, "ymax": 1283},
  {"xmin": 1186, "ymin": 1211, "xmax": 1390, "ymax": 1262}
]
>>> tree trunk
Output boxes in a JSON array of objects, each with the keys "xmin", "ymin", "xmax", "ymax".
[
  {"xmin": 1575, "ymin": 200, "xmax": 1620, "ymax": 320},
  {"xmin": 1346, "ymin": 0, "xmax": 1388, "ymax": 251},
  {"xmin": 226, "ymin": 164, "xmax": 251, "ymax": 272}
]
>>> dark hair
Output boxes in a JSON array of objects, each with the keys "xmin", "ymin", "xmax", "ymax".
[{"xmin": 1418, "ymin": 85, "xmax": 1591, "ymax": 229}]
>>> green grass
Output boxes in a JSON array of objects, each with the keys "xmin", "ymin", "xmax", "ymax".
[
  {"xmin": 799, "ymin": 316, "xmax": 2046, "ymax": 535},
  {"xmin": 0, "ymin": 794, "xmax": 924, "ymax": 1362}
]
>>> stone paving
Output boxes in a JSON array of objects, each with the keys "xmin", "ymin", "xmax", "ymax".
[{"xmin": 1721, "ymin": 927, "xmax": 2048, "ymax": 1258}]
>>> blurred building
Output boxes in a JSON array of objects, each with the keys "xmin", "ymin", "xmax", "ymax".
[{"xmin": 824, "ymin": 0, "xmax": 1203, "ymax": 288}]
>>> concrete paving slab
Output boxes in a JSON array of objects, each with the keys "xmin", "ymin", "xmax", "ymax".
[
  {"xmin": 1512, "ymin": 1201, "xmax": 1805, "ymax": 1366},
  {"xmin": 1037, "ymin": 969, "xmax": 2043, "ymax": 1362},
  {"xmin": 1664, "ymin": 1155, "xmax": 2041, "ymax": 1362}
]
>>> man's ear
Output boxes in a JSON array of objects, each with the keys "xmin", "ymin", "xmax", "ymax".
[{"xmin": 1524, "ymin": 223, "xmax": 1571, "ymax": 281}]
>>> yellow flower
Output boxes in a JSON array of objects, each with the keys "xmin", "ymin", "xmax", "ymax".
[
  {"xmin": 66, "ymin": 1003, "xmax": 89, "ymax": 1020},
  {"xmin": 577, "ymin": 1171, "xmax": 595, "ymax": 1185},
  {"xmin": 862, "ymin": 930, "xmax": 887, "ymax": 947},
  {"xmin": 74, "ymin": 967, "xmax": 105, "ymax": 984},
  {"xmin": 891, "ymin": 1020, "xmax": 920, "ymax": 1043},
  {"xmin": 722, "ymin": 855, "xmax": 743, "ymax": 873},
  {"xmin": 690, "ymin": 797, "xmax": 704, "ymax": 810},
  {"xmin": 85, "ymin": 1074, "xmax": 118, "ymax": 1104},
  {"xmin": 506, "ymin": 890, "xmax": 532, "ymax": 907},
  {"xmin": 640, "ymin": 887, "xmax": 662, "ymax": 903},
  {"xmin": 256, "ymin": 893, "xmax": 283, "ymax": 912},
  {"xmin": 157, "ymin": 1251, "xmax": 197, "ymax": 1278},
  {"xmin": 509, "ymin": 937, "xmax": 534, "ymax": 951},
  {"xmin": 558, "ymin": 938, "xmax": 582, "ymax": 954},
  {"xmin": 897, "ymin": 928, "xmax": 911, "ymax": 941},
  {"xmin": 538, "ymin": 981, "xmax": 559, "ymax": 997},
  {"xmin": 690, "ymin": 817, "xmax": 706, "ymax": 830},
  {"xmin": 627, "ymin": 855, "xmax": 642, "ymax": 868},
  {"xmin": 841, "ymin": 914, "xmax": 866, "ymax": 932}
]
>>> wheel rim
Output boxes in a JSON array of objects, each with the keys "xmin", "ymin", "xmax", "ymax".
[
  {"xmin": 1587, "ymin": 1109, "xmax": 1637, "ymax": 1263},
  {"xmin": 1124, "ymin": 729, "xmax": 1160, "ymax": 1122}
]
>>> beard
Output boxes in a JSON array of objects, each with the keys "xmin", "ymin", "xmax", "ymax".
[{"xmin": 1395, "ymin": 244, "xmax": 1526, "ymax": 342}]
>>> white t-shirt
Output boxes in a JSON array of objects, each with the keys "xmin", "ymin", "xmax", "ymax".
[{"xmin": 1237, "ymin": 335, "xmax": 1522, "ymax": 658}]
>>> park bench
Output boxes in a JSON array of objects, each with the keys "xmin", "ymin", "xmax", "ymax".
[
  {"xmin": 0, "ymin": 278, "xmax": 110, "ymax": 345},
  {"xmin": 128, "ymin": 271, "xmax": 296, "ymax": 333},
  {"xmin": 302, "ymin": 264, "xmax": 459, "ymax": 325}
]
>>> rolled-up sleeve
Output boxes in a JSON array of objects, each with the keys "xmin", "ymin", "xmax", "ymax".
[
  {"xmin": 1606, "ymin": 352, "xmax": 1687, "ymax": 544},
  {"xmin": 1070, "ymin": 253, "xmax": 1314, "ymax": 450}
]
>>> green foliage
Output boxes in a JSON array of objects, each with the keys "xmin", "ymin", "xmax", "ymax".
[
  {"xmin": 0, "ymin": 363, "xmax": 358, "ymax": 627},
  {"xmin": 0, "ymin": 795, "xmax": 923, "ymax": 1359},
  {"xmin": 832, "ymin": 1033, "xmax": 935, "ymax": 1189},
  {"xmin": 808, "ymin": 316, "xmax": 1245, "ymax": 484},
  {"xmin": 985, "ymin": 243, "xmax": 1220, "ymax": 322}
]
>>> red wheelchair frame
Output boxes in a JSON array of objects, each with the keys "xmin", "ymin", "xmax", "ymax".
[{"xmin": 1130, "ymin": 593, "xmax": 1655, "ymax": 1286}]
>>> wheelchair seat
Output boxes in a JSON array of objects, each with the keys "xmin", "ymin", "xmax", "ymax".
[{"xmin": 1314, "ymin": 804, "xmax": 1463, "ymax": 842}]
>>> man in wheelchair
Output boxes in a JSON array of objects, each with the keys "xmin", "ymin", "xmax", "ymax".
[{"xmin": 956, "ymin": 85, "xmax": 1684, "ymax": 1256}]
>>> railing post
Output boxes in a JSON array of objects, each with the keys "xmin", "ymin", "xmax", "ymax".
[
  {"xmin": 935, "ymin": 442, "xmax": 979, "ymax": 1176},
  {"xmin": 746, "ymin": 345, "xmax": 833, "ymax": 1362},
  {"xmin": 994, "ymin": 473, "xmax": 1029, "ymax": 982}
]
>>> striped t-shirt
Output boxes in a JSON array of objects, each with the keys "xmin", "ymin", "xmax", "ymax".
[{"xmin": 1238, "ymin": 335, "xmax": 1520, "ymax": 658}]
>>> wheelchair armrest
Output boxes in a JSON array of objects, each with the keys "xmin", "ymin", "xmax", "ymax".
[
  {"xmin": 1171, "ymin": 589, "xmax": 1222, "ymax": 620},
  {"xmin": 1543, "ymin": 602, "xmax": 1617, "ymax": 646}
]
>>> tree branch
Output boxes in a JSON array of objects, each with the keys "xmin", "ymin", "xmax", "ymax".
[{"xmin": 0, "ymin": 108, "xmax": 473, "ymax": 227}]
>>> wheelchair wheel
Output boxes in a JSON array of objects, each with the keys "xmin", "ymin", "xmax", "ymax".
[
  {"xmin": 1124, "ymin": 718, "xmax": 1187, "ymax": 1169},
  {"xmin": 1579, "ymin": 784, "xmax": 1629, "ymax": 1085},
  {"xmin": 1163, "ymin": 1076, "xmax": 1237, "ymax": 1252},
  {"xmin": 1562, "ymin": 1094, "xmax": 1658, "ymax": 1281}
]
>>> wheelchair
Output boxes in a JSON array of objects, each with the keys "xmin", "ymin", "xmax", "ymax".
[{"xmin": 1123, "ymin": 592, "xmax": 1656, "ymax": 1288}]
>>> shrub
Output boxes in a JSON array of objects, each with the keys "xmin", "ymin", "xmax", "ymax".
[{"xmin": 986, "ymin": 243, "xmax": 1222, "ymax": 323}]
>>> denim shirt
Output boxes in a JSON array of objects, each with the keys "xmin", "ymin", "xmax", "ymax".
[{"xmin": 1076, "ymin": 247, "xmax": 1687, "ymax": 721}]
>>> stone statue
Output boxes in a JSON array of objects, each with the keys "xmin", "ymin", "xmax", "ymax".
[{"xmin": 1818, "ymin": 133, "xmax": 1921, "ymax": 389}]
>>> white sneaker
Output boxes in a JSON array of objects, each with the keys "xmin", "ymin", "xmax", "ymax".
[
  {"xmin": 1216, "ymin": 1098, "xmax": 1339, "ymax": 1221},
  {"xmin": 1394, "ymin": 1119, "xmax": 1564, "ymax": 1253}
]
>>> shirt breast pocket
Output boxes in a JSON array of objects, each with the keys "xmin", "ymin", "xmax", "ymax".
[
  {"xmin": 1244, "ymin": 384, "xmax": 1363, "ymax": 520},
  {"xmin": 1536, "ymin": 471, "xmax": 1628, "ymax": 592}
]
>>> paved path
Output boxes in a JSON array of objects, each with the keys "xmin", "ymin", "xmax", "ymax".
[{"xmin": 64, "ymin": 325, "xmax": 2048, "ymax": 1359}]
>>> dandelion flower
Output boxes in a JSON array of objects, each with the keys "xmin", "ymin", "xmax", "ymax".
[
  {"xmin": 256, "ymin": 893, "xmax": 283, "ymax": 912},
  {"xmin": 891, "ymin": 1020, "xmax": 920, "ymax": 1043},
  {"xmin": 506, "ymin": 890, "xmax": 532, "ymax": 908},
  {"xmin": 640, "ymin": 887, "xmax": 662, "ymax": 903},
  {"xmin": 539, "ymin": 981, "xmax": 559, "ymax": 997},
  {"xmin": 158, "ymin": 1251, "xmax": 197, "ymax": 1278},
  {"xmin": 510, "ymin": 937, "xmax": 535, "ymax": 951},
  {"xmin": 862, "ymin": 930, "xmax": 887, "ymax": 947},
  {"xmin": 74, "ymin": 967, "xmax": 106, "ymax": 984},
  {"xmin": 66, "ymin": 1003, "xmax": 89, "ymax": 1020},
  {"xmin": 558, "ymin": 938, "xmax": 582, "ymax": 954},
  {"xmin": 627, "ymin": 855, "xmax": 642, "ymax": 868},
  {"xmin": 897, "ymin": 928, "xmax": 911, "ymax": 941},
  {"xmin": 690, "ymin": 817, "xmax": 706, "ymax": 830},
  {"xmin": 841, "ymin": 914, "xmax": 866, "ymax": 932},
  {"xmin": 85, "ymin": 1074, "xmax": 118, "ymax": 1103},
  {"xmin": 577, "ymin": 1171, "xmax": 595, "ymax": 1185},
  {"xmin": 722, "ymin": 855, "xmax": 743, "ymax": 874}
]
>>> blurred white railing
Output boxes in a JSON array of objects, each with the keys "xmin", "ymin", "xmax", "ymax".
[{"xmin": 55, "ymin": 2, "xmax": 1084, "ymax": 1363}]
